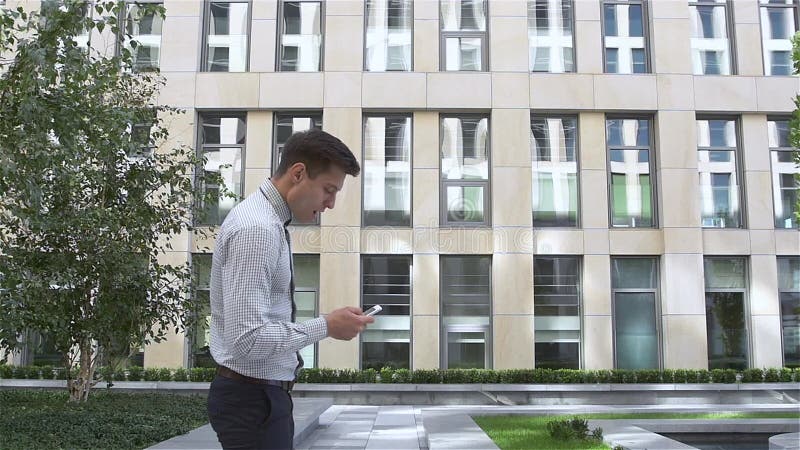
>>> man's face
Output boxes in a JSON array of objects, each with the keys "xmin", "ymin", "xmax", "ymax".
[{"xmin": 286, "ymin": 164, "xmax": 346, "ymax": 222}]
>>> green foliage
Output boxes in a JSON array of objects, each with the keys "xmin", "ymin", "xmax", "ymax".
[
  {"xmin": 741, "ymin": 368, "xmax": 764, "ymax": 382},
  {"xmin": 779, "ymin": 368, "xmax": 794, "ymax": 382},
  {"xmin": 546, "ymin": 417, "xmax": 603, "ymax": 443},
  {"xmin": 792, "ymin": 32, "xmax": 800, "ymax": 225},
  {"xmin": 143, "ymin": 368, "xmax": 160, "ymax": 382},
  {"xmin": 0, "ymin": 390, "xmax": 208, "ymax": 450},
  {"xmin": 711, "ymin": 369, "xmax": 738, "ymax": 383},
  {"xmin": 764, "ymin": 368, "xmax": 780, "ymax": 382},
  {"xmin": 172, "ymin": 368, "xmax": 189, "ymax": 382},
  {"xmin": 157, "ymin": 368, "xmax": 173, "ymax": 382},
  {"xmin": 0, "ymin": 2, "xmax": 230, "ymax": 401},
  {"xmin": 127, "ymin": 366, "xmax": 143, "ymax": 381}
]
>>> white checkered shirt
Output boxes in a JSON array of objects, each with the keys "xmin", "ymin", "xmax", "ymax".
[{"xmin": 209, "ymin": 179, "xmax": 328, "ymax": 381}]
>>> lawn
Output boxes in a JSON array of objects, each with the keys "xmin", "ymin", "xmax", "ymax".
[
  {"xmin": 0, "ymin": 389, "xmax": 209, "ymax": 450},
  {"xmin": 472, "ymin": 411, "xmax": 800, "ymax": 450}
]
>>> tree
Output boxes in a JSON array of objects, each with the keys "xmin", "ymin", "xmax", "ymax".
[
  {"xmin": 791, "ymin": 32, "xmax": 800, "ymax": 226},
  {"xmin": 0, "ymin": 1, "xmax": 226, "ymax": 402}
]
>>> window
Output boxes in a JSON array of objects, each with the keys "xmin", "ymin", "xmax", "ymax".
[
  {"xmin": 273, "ymin": 112, "xmax": 322, "ymax": 225},
  {"xmin": 704, "ymin": 257, "xmax": 749, "ymax": 370},
  {"xmin": 531, "ymin": 116, "xmax": 579, "ymax": 227},
  {"xmin": 123, "ymin": 1, "xmax": 163, "ymax": 71},
  {"xmin": 441, "ymin": 115, "xmax": 490, "ymax": 226},
  {"xmin": 295, "ymin": 255, "xmax": 320, "ymax": 368},
  {"xmin": 696, "ymin": 118, "xmax": 743, "ymax": 228},
  {"xmin": 602, "ymin": 0, "xmax": 648, "ymax": 73},
  {"xmin": 534, "ymin": 256, "xmax": 581, "ymax": 368},
  {"xmin": 689, "ymin": 0, "xmax": 733, "ymax": 75},
  {"xmin": 361, "ymin": 255, "xmax": 411, "ymax": 370},
  {"xmin": 769, "ymin": 118, "xmax": 799, "ymax": 228},
  {"xmin": 190, "ymin": 254, "xmax": 214, "ymax": 368},
  {"xmin": 440, "ymin": 0, "xmax": 488, "ymax": 71},
  {"xmin": 441, "ymin": 256, "xmax": 492, "ymax": 369},
  {"xmin": 528, "ymin": 0, "xmax": 575, "ymax": 72},
  {"xmin": 363, "ymin": 115, "xmax": 412, "ymax": 226},
  {"xmin": 779, "ymin": 257, "xmax": 800, "ymax": 368},
  {"xmin": 760, "ymin": 0, "xmax": 798, "ymax": 75},
  {"xmin": 196, "ymin": 114, "xmax": 245, "ymax": 226},
  {"xmin": 365, "ymin": 0, "xmax": 412, "ymax": 71},
  {"xmin": 279, "ymin": 0, "xmax": 323, "ymax": 71},
  {"xmin": 606, "ymin": 117, "xmax": 655, "ymax": 228},
  {"xmin": 611, "ymin": 257, "xmax": 660, "ymax": 369},
  {"xmin": 202, "ymin": 1, "xmax": 249, "ymax": 72}
]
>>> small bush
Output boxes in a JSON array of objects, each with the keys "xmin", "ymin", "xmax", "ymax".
[
  {"xmin": 779, "ymin": 368, "xmax": 793, "ymax": 382},
  {"xmin": 127, "ymin": 366, "xmax": 143, "ymax": 381},
  {"xmin": 411, "ymin": 369, "xmax": 442, "ymax": 384},
  {"xmin": 393, "ymin": 369, "xmax": 411, "ymax": 383},
  {"xmin": 697, "ymin": 370, "xmax": 711, "ymax": 383},
  {"xmin": 172, "ymin": 368, "xmax": 189, "ymax": 382},
  {"xmin": 157, "ymin": 368, "xmax": 173, "ymax": 382},
  {"xmin": 0, "ymin": 364, "xmax": 12, "ymax": 379},
  {"xmin": 636, "ymin": 370, "xmax": 661, "ymax": 383},
  {"xmin": 741, "ymin": 368, "xmax": 764, "ymax": 383},
  {"xmin": 710, "ymin": 369, "xmax": 738, "ymax": 383},
  {"xmin": 546, "ymin": 417, "xmax": 603, "ymax": 442},
  {"xmin": 379, "ymin": 367, "xmax": 394, "ymax": 384}
]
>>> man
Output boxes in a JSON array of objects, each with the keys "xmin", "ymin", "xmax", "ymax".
[{"xmin": 207, "ymin": 129, "xmax": 374, "ymax": 449}]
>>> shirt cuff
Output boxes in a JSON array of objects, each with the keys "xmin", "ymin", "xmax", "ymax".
[{"xmin": 306, "ymin": 316, "xmax": 328, "ymax": 342}]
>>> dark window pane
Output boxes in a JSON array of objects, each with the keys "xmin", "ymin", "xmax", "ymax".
[
  {"xmin": 536, "ymin": 343, "xmax": 579, "ymax": 369},
  {"xmin": 614, "ymin": 292, "xmax": 659, "ymax": 369},
  {"xmin": 706, "ymin": 292, "xmax": 747, "ymax": 370},
  {"xmin": 628, "ymin": 4, "xmax": 643, "ymax": 36}
]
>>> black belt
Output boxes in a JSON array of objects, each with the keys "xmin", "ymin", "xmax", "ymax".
[{"xmin": 216, "ymin": 366, "xmax": 295, "ymax": 392}]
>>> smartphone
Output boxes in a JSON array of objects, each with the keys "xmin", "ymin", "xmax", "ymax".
[{"xmin": 363, "ymin": 305, "xmax": 382, "ymax": 316}]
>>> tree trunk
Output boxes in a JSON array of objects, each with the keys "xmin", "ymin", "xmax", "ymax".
[{"xmin": 67, "ymin": 338, "xmax": 95, "ymax": 403}]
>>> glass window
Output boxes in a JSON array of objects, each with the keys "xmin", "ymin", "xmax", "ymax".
[
  {"xmin": 779, "ymin": 257, "xmax": 800, "ymax": 368},
  {"xmin": 760, "ymin": 0, "xmax": 798, "ymax": 75},
  {"xmin": 294, "ymin": 255, "xmax": 320, "ymax": 368},
  {"xmin": 361, "ymin": 255, "xmax": 411, "ymax": 370},
  {"xmin": 124, "ymin": 1, "xmax": 163, "ymax": 71},
  {"xmin": 531, "ymin": 116, "xmax": 579, "ymax": 227},
  {"xmin": 769, "ymin": 118, "xmax": 799, "ymax": 228},
  {"xmin": 528, "ymin": 0, "xmax": 575, "ymax": 73},
  {"xmin": 441, "ymin": 256, "xmax": 492, "ymax": 369},
  {"xmin": 704, "ymin": 257, "xmax": 749, "ymax": 370},
  {"xmin": 279, "ymin": 1, "xmax": 322, "ymax": 71},
  {"xmin": 204, "ymin": 1, "xmax": 249, "ymax": 72},
  {"xmin": 197, "ymin": 114, "xmax": 245, "ymax": 226},
  {"xmin": 365, "ymin": 0, "xmax": 412, "ymax": 71},
  {"xmin": 364, "ymin": 115, "xmax": 412, "ymax": 227},
  {"xmin": 697, "ymin": 118, "xmax": 743, "ymax": 228},
  {"xmin": 612, "ymin": 257, "xmax": 659, "ymax": 369},
  {"xmin": 606, "ymin": 118, "xmax": 655, "ymax": 228},
  {"xmin": 602, "ymin": 0, "xmax": 648, "ymax": 73},
  {"xmin": 689, "ymin": 0, "xmax": 732, "ymax": 75},
  {"xmin": 441, "ymin": 0, "xmax": 487, "ymax": 71},
  {"xmin": 534, "ymin": 256, "xmax": 581, "ymax": 368},
  {"xmin": 441, "ymin": 115, "xmax": 490, "ymax": 226},
  {"xmin": 190, "ymin": 254, "xmax": 215, "ymax": 368}
]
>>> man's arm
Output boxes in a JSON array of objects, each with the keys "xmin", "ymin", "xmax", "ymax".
[{"xmin": 220, "ymin": 225, "xmax": 328, "ymax": 361}]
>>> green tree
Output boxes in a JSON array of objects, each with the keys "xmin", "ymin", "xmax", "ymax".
[
  {"xmin": 0, "ymin": 1, "xmax": 226, "ymax": 402},
  {"xmin": 792, "ymin": 32, "xmax": 800, "ymax": 225}
]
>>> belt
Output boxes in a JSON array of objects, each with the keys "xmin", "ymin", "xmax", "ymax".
[{"xmin": 216, "ymin": 366, "xmax": 295, "ymax": 392}]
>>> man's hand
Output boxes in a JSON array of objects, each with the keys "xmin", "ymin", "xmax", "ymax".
[{"xmin": 325, "ymin": 306, "xmax": 375, "ymax": 340}]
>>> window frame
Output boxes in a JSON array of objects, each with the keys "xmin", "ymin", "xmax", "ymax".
[
  {"xmin": 605, "ymin": 115, "xmax": 658, "ymax": 228},
  {"xmin": 439, "ymin": 113, "xmax": 492, "ymax": 228},
  {"xmin": 599, "ymin": 0, "xmax": 651, "ymax": 74},
  {"xmin": 688, "ymin": 0, "xmax": 737, "ymax": 76},
  {"xmin": 361, "ymin": 113, "xmax": 414, "ymax": 227},
  {"xmin": 359, "ymin": 254, "xmax": 413, "ymax": 370},
  {"xmin": 118, "ymin": 0, "xmax": 164, "ymax": 71},
  {"xmin": 777, "ymin": 256, "xmax": 800, "ymax": 368},
  {"xmin": 276, "ymin": 0, "xmax": 326, "ymax": 72},
  {"xmin": 439, "ymin": 0, "xmax": 490, "ymax": 72},
  {"xmin": 187, "ymin": 253, "xmax": 214, "ymax": 368},
  {"xmin": 703, "ymin": 256, "xmax": 751, "ymax": 370},
  {"xmin": 530, "ymin": 113, "xmax": 582, "ymax": 228},
  {"xmin": 695, "ymin": 115, "xmax": 746, "ymax": 229},
  {"xmin": 610, "ymin": 256, "xmax": 662, "ymax": 370},
  {"xmin": 195, "ymin": 111, "xmax": 247, "ymax": 227},
  {"xmin": 363, "ymin": 0, "xmax": 415, "ymax": 72},
  {"xmin": 527, "ymin": 0, "xmax": 577, "ymax": 73},
  {"xmin": 758, "ymin": 0, "xmax": 799, "ymax": 76},
  {"xmin": 439, "ymin": 255, "xmax": 493, "ymax": 369},
  {"xmin": 533, "ymin": 255, "xmax": 584, "ymax": 369},
  {"xmin": 200, "ymin": 0, "xmax": 252, "ymax": 73},
  {"xmin": 767, "ymin": 115, "xmax": 799, "ymax": 229}
]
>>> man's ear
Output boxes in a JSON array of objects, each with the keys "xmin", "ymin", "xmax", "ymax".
[{"xmin": 289, "ymin": 162, "xmax": 306, "ymax": 183}]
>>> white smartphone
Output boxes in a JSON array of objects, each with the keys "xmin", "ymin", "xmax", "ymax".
[{"xmin": 363, "ymin": 305, "xmax": 382, "ymax": 316}]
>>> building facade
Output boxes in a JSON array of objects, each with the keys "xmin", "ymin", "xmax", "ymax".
[{"xmin": 7, "ymin": 0, "xmax": 800, "ymax": 371}]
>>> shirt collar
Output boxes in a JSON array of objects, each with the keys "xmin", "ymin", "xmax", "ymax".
[{"xmin": 260, "ymin": 179, "xmax": 293, "ymax": 226}]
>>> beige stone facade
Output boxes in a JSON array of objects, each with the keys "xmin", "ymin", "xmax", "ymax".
[{"xmin": 8, "ymin": 0, "xmax": 798, "ymax": 371}]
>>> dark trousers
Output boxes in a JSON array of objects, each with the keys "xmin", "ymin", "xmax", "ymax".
[{"xmin": 208, "ymin": 375, "xmax": 295, "ymax": 450}]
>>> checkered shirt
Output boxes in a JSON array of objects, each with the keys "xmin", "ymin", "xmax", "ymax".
[{"xmin": 209, "ymin": 179, "xmax": 328, "ymax": 380}]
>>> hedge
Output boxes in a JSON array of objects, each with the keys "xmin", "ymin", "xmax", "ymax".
[{"xmin": 1, "ymin": 365, "xmax": 797, "ymax": 384}]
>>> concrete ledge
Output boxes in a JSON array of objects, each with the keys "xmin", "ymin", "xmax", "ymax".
[
  {"xmin": 770, "ymin": 432, "xmax": 800, "ymax": 450},
  {"xmin": 145, "ymin": 398, "xmax": 333, "ymax": 450}
]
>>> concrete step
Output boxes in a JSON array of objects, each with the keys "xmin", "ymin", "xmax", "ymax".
[{"xmin": 146, "ymin": 397, "xmax": 333, "ymax": 450}]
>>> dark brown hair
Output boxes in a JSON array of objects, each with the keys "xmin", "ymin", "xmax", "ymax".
[{"xmin": 274, "ymin": 129, "xmax": 360, "ymax": 178}]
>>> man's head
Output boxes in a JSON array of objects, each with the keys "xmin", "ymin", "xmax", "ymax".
[{"xmin": 272, "ymin": 129, "xmax": 360, "ymax": 222}]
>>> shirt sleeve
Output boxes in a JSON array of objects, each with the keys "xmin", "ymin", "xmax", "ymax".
[{"xmin": 221, "ymin": 225, "xmax": 328, "ymax": 361}]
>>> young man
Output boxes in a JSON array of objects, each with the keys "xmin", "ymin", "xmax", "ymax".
[{"xmin": 207, "ymin": 129, "xmax": 374, "ymax": 449}]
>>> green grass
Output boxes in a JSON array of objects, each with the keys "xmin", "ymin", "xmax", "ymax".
[
  {"xmin": 0, "ymin": 389, "xmax": 209, "ymax": 450},
  {"xmin": 473, "ymin": 412, "xmax": 800, "ymax": 450}
]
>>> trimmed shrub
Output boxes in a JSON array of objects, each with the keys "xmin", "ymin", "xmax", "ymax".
[
  {"xmin": 741, "ymin": 368, "xmax": 764, "ymax": 383},
  {"xmin": 779, "ymin": 368, "xmax": 793, "ymax": 382},
  {"xmin": 546, "ymin": 417, "xmax": 603, "ymax": 442},
  {"xmin": 711, "ymin": 369, "xmax": 738, "ymax": 383},
  {"xmin": 411, "ymin": 369, "xmax": 442, "ymax": 384},
  {"xmin": 143, "ymin": 368, "xmax": 160, "ymax": 382},
  {"xmin": 188, "ymin": 368, "xmax": 206, "ymax": 382},
  {"xmin": 157, "ymin": 368, "xmax": 173, "ymax": 382},
  {"xmin": 0, "ymin": 364, "xmax": 12, "ymax": 379},
  {"xmin": 696, "ymin": 370, "xmax": 711, "ymax": 384},
  {"xmin": 764, "ymin": 368, "xmax": 780, "ymax": 382},
  {"xmin": 379, "ymin": 367, "xmax": 394, "ymax": 384},
  {"xmin": 172, "ymin": 368, "xmax": 189, "ymax": 382},
  {"xmin": 393, "ymin": 368, "xmax": 412, "ymax": 383},
  {"xmin": 127, "ymin": 366, "xmax": 143, "ymax": 381},
  {"xmin": 636, "ymin": 370, "xmax": 661, "ymax": 383}
]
